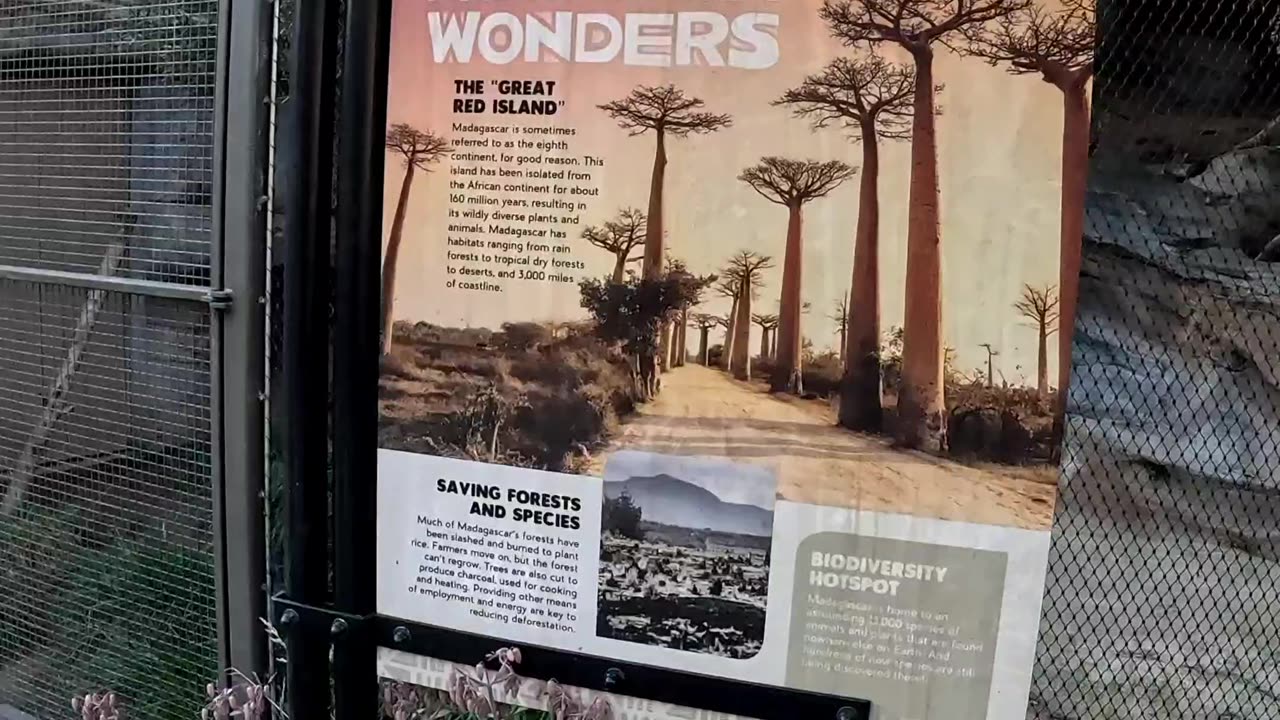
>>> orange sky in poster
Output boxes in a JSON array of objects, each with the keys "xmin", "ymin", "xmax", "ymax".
[{"xmin": 384, "ymin": 0, "xmax": 1069, "ymax": 383}]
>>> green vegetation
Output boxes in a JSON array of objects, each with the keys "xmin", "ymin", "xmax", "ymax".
[{"xmin": 0, "ymin": 503, "xmax": 216, "ymax": 719}]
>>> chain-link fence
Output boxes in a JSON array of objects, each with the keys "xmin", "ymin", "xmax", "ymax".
[
  {"xmin": 5, "ymin": 0, "xmax": 1278, "ymax": 718},
  {"xmin": 0, "ymin": 2, "xmax": 221, "ymax": 718},
  {"xmin": 1032, "ymin": 0, "xmax": 1280, "ymax": 718}
]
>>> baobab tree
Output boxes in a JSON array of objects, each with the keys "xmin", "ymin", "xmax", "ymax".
[
  {"xmin": 714, "ymin": 314, "xmax": 735, "ymax": 368},
  {"xmin": 771, "ymin": 303, "xmax": 782, "ymax": 358},
  {"xmin": 664, "ymin": 257, "xmax": 700, "ymax": 368},
  {"xmin": 664, "ymin": 259, "xmax": 686, "ymax": 370},
  {"xmin": 692, "ymin": 314, "xmax": 720, "ymax": 365},
  {"xmin": 778, "ymin": 54, "xmax": 917, "ymax": 431},
  {"xmin": 800, "ymin": 301, "xmax": 819, "ymax": 357},
  {"xmin": 753, "ymin": 313, "xmax": 779, "ymax": 359},
  {"xmin": 582, "ymin": 208, "xmax": 646, "ymax": 283},
  {"xmin": 725, "ymin": 251, "xmax": 776, "ymax": 380},
  {"xmin": 1014, "ymin": 283, "xmax": 1060, "ymax": 397},
  {"xmin": 383, "ymin": 123, "xmax": 452, "ymax": 354},
  {"xmin": 674, "ymin": 307, "xmax": 689, "ymax": 367},
  {"xmin": 979, "ymin": 343, "xmax": 999, "ymax": 388},
  {"xmin": 598, "ymin": 85, "xmax": 732, "ymax": 280},
  {"xmin": 830, "ymin": 295, "xmax": 850, "ymax": 364},
  {"xmin": 601, "ymin": 88, "xmax": 730, "ymax": 375},
  {"xmin": 739, "ymin": 157, "xmax": 856, "ymax": 394},
  {"xmin": 967, "ymin": 0, "xmax": 1094, "ymax": 422},
  {"xmin": 820, "ymin": 0, "xmax": 1028, "ymax": 451},
  {"xmin": 714, "ymin": 276, "xmax": 742, "ymax": 372}
]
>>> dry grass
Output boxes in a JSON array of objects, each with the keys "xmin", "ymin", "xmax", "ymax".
[
  {"xmin": 380, "ymin": 322, "xmax": 639, "ymax": 472},
  {"xmin": 708, "ymin": 352, "xmax": 1057, "ymax": 466}
]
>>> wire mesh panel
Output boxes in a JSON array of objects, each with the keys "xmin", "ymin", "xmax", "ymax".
[
  {"xmin": 0, "ymin": 1, "xmax": 222, "ymax": 718},
  {"xmin": 0, "ymin": 281, "xmax": 216, "ymax": 718},
  {"xmin": 0, "ymin": 0, "xmax": 218, "ymax": 285},
  {"xmin": 1032, "ymin": 1, "xmax": 1280, "ymax": 718}
]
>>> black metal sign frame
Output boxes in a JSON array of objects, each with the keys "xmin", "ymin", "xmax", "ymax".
[{"xmin": 274, "ymin": 1, "xmax": 874, "ymax": 717}]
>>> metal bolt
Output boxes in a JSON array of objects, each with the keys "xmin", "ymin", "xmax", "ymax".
[
  {"xmin": 279, "ymin": 608, "xmax": 299, "ymax": 631},
  {"xmin": 603, "ymin": 667, "xmax": 624, "ymax": 689},
  {"xmin": 331, "ymin": 618, "xmax": 348, "ymax": 637},
  {"xmin": 836, "ymin": 707, "xmax": 858, "ymax": 720},
  {"xmin": 393, "ymin": 626, "xmax": 411, "ymax": 645}
]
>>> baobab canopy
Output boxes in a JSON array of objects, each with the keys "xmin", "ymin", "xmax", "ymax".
[{"xmin": 375, "ymin": 0, "xmax": 1093, "ymax": 718}]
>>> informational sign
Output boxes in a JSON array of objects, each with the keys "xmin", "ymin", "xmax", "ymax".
[{"xmin": 377, "ymin": 0, "xmax": 1093, "ymax": 718}]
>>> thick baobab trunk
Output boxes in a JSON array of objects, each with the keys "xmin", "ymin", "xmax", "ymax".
[
  {"xmin": 675, "ymin": 310, "xmax": 688, "ymax": 367},
  {"xmin": 897, "ymin": 48, "xmax": 945, "ymax": 452},
  {"xmin": 681, "ymin": 312, "xmax": 690, "ymax": 364},
  {"xmin": 698, "ymin": 327, "xmax": 711, "ymax": 365},
  {"xmin": 1055, "ymin": 81, "xmax": 1091, "ymax": 440},
  {"xmin": 637, "ymin": 352, "xmax": 657, "ymax": 400},
  {"xmin": 771, "ymin": 331, "xmax": 777, "ymax": 359},
  {"xmin": 773, "ymin": 205, "xmax": 805, "ymax": 394},
  {"xmin": 662, "ymin": 321, "xmax": 678, "ymax": 371},
  {"xmin": 381, "ymin": 164, "xmax": 416, "ymax": 355},
  {"xmin": 647, "ymin": 132, "xmax": 671, "ymax": 374},
  {"xmin": 673, "ymin": 314, "xmax": 682, "ymax": 367},
  {"xmin": 643, "ymin": 132, "xmax": 667, "ymax": 280},
  {"xmin": 733, "ymin": 283, "xmax": 752, "ymax": 380},
  {"xmin": 840, "ymin": 126, "xmax": 883, "ymax": 432},
  {"xmin": 721, "ymin": 297, "xmax": 738, "ymax": 372},
  {"xmin": 1037, "ymin": 323, "xmax": 1049, "ymax": 397},
  {"xmin": 659, "ymin": 321, "xmax": 672, "ymax": 372},
  {"xmin": 759, "ymin": 328, "xmax": 770, "ymax": 358},
  {"xmin": 611, "ymin": 255, "xmax": 627, "ymax": 284}
]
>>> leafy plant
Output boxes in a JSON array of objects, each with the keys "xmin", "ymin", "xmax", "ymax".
[
  {"xmin": 579, "ymin": 271, "xmax": 714, "ymax": 399},
  {"xmin": 72, "ymin": 692, "xmax": 124, "ymax": 720},
  {"xmin": 601, "ymin": 492, "xmax": 643, "ymax": 540},
  {"xmin": 200, "ymin": 671, "xmax": 278, "ymax": 720}
]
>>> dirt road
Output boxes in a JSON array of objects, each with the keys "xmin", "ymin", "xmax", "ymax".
[{"xmin": 590, "ymin": 364, "xmax": 1056, "ymax": 530}]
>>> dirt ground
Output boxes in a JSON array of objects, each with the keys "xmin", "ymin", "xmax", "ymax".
[{"xmin": 588, "ymin": 364, "xmax": 1058, "ymax": 531}]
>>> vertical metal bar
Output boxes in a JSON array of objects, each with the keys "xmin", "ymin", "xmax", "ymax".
[
  {"xmin": 332, "ymin": 0, "xmax": 392, "ymax": 714},
  {"xmin": 209, "ymin": 313, "xmax": 229, "ymax": 671},
  {"xmin": 334, "ymin": 0, "xmax": 387, "ymax": 613},
  {"xmin": 217, "ymin": 0, "xmax": 275, "ymax": 679},
  {"xmin": 279, "ymin": 0, "xmax": 339, "ymax": 713},
  {"xmin": 210, "ymin": 0, "xmax": 233, "ymax": 679}
]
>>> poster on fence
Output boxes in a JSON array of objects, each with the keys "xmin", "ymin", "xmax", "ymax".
[{"xmin": 375, "ymin": 0, "xmax": 1094, "ymax": 717}]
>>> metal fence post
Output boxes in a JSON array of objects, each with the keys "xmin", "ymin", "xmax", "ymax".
[
  {"xmin": 214, "ymin": 0, "xmax": 274, "ymax": 680},
  {"xmin": 277, "ymin": 0, "xmax": 340, "ymax": 714},
  {"xmin": 332, "ymin": 0, "xmax": 393, "ymax": 716}
]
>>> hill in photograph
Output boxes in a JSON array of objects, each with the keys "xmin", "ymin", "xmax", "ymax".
[{"xmin": 603, "ymin": 474, "xmax": 773, "ymax": 538}]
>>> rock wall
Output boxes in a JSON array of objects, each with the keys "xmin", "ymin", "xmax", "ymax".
[
  {"xmin": 1031, "ymin": 166, "xmax": 1280, "ymax": 718},
  {"xmin": 1029, "ymin": 131, "xmax": 1280, "ymax": 720},
  {"xmin": 1028, "ymin": 3, "xmax": 1280, "ymax": 715}
]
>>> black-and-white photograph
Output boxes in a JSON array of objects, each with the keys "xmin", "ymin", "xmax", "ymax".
[{"xmin": 596, "ymin": 451, "xmax": 776, "ymax": 659}]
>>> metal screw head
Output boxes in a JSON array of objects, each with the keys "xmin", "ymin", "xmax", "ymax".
[
  {"xmin": 836, "ymin": 706, "xmax": 858, "ymax": 720},
  {"xmin": 331, "ymin": 618, "xmax": 348, "ymax": 637},
  {"xmin": 392, "ymin": 626, "xmax": 411, "ymax": 645},
  {"xmin": 603, "ymin": 667, "xmax": 625, "ymax": 689}
]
